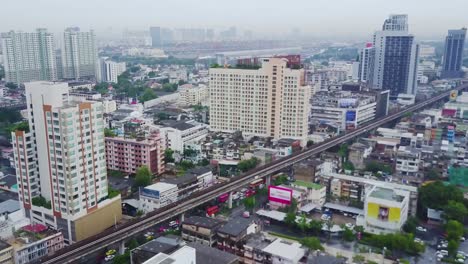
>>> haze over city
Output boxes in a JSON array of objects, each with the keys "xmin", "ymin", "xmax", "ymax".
[{"xmin": 2, "ymin": 0, "xmax": 468, "ymax": 40}]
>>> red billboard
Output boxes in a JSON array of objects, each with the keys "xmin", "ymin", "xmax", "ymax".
[{"xmin": 268, "ymin": 186, "xmax": 292, "ymax": 205}]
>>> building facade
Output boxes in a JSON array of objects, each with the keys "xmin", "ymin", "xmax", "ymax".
[
  {"xmin": 209, "ymin": 58, "xmax": 311, "ymax": 143},
  {"xmin": 14, "ymin": 230, "xmax": 64, "ymax": 264},
  {"xmin": 370, "ymin": 15, "xmax": 419, "ymax": 96},
  {"xmin": 178, "ymin": 84, "xmax": 209, "ymax": 106},
  {"xmin": 159, "ymin": 120, "xmax": 209, "ymax": 153},
  {"xmin": 139, "ymin": 182, "xmax": 178, "ymax": 213},
  {"xmin": 11, "ymin": 81, "xmax": 121, "ymax": 243},
  {"xmin": 360, "ymin": 186, "xmax": 409, "ymax": 234},
  {"xmin": 1, "ymin": 29, "xmax": 57, "ymax": 84},
  {"xmin": 61, "ymin": 27, "xmax": 97, "ymax": 80},
  {"xmin": 358, "ymin": 43, "xmax": 375, "ymax": 83},
  {"xmin": 96, "ymin": 58, "xmax": 127, "ymax": 83},
  {"xmin": 105, "ymin": 131, "xmax": 165, "ymax": 175},
  {"xmin": 441, "ymin": 28, "xmax": 467, "ymax": 79}
]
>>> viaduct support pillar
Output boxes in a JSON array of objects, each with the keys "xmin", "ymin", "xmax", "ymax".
[
  {"xmin": 266, "ymin": 175, "xmax": 271, "ymax": 186},
  {"xmin": 179, "ymin": 213, "xmax": 185, "ymax": 223},
  {"xmin": 228, "ymin": 192, "xmax": 233, "ymax": 209},
  {"xmin": 119, "ymin": 240, "xmax": 126, "ymax": 255}
]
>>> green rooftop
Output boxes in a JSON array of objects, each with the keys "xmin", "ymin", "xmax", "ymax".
[
  {"xmin": 293, "ymin": 180, "xmax": 323, "ymax": 190},
  {"xmin": 449, "ymin": 167, "xmax": 468, "ymax": 187}
]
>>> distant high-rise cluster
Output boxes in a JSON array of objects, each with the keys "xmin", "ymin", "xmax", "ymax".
[
  {"xmin": 359, "ymin": 14, "xmax": 419, "ymax": 96},
  {"xmin": 441, "ymin": 28, "xmax": 467, "ymax": 79},
  {"xmin": 1, "ymin": 28, "xmax": 97, "ymax": 84},
  {"xmin": 149, "ymin": 26, "xmax": 238, "ymax": 48},
  {"xmin": 1, "ymin": 29, "xmax": 57, "ymax": 84},
  {"xmin": 62, "ymin": 27, "xmax": 98, "ymax": 79}
]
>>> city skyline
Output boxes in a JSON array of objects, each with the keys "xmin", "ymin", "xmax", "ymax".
[{"xmin": 1, "ymin": 0, "xmax": 468, "ymax": 41}]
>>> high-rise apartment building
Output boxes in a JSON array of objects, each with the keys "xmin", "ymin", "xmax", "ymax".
[
  {"xmin": 61, "ymin": 27, "xmax": 97, "ymax": 80},
  {"xmin": 358, "ymin": 43, "xmax": 375, "ymax": 83},
  {"xmin": 370, "ymin": 15, "xmax": 419, "ymax": 96},
  {"xmin": 441, "ymin": 28, "xmax": 467, "ymax": 79},
  {"xmin": 11, "ymin": 81, "xmax": 122, "ymax": 243},
  {"xmin": 209, "ymin": 58, "xmax": 311, "ymax": 143},
  {"xmin": 150, "ymin": 27, "xmax": 162, "ymax": 48},
  {"xmin": 1, "ymin": 29, "xmax": 57, "ymax": 84},
  {"xmin": 96, "ymin": 58, "xmax": 126, "ymax": 83}
]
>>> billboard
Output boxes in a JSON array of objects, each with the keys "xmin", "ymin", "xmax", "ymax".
[
  {"xmin": 339, "ymin": 98, "xmax": 357, "ymax": 108},
  {"xmin": 442, "ymin": 108, "xmax": 457, "ymax": 117},
  {"xmin": 268, "ymin": 186, "xmax": 292, "ymax": 205},
  {"xmin": 346, "ymin": 111, "xmax": 356, "ymax": 122},
  {"xmin": 141, "ymin": 188, "xmax": 160, "ymax": 199}
]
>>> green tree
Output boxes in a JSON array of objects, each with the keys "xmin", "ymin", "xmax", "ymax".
[
  {"xmin": 198, "ymin": 159, "xmax": 210, "ymax": 166},
  {"xmin": 237, "ymin": 157, "xmax": 259, "ymax": 172},
  {"xmin": 365, "ymin": 161, "xmax": 392, "ymax": 175},
  {"xmin": 338, "ymin": 143, "xmax": 348, "ymax": 161},
  {"xmin": 135, "ymin": 166, "xmax": 152, "ymax": 187},
  {"xmin": 306, "ymin": 140, "xmax": 314, "ymax": 148},
  {"xmin": 178, "ymin": 160, "xmax": 194, "ymax": 171},
  {"xmin": 94, "ymin": 82, "xmax": 109, "ymax": 94},
  {"xmin": 107, "ymin": 186, "xmax": 120, "ymax": 199},
  {"xmin": 139, "ymin": 88, "xmax": 157, "ymax": 102},
  {"xmin": 148, "ymin": 72, "xmax": 156, "ymax": 78},
  {"xmin": 5, "ymin": 82, "xmax": 18, "ymax": 89},
  {"xmin": 244, "ymin": 196, "xmax": 256, "ymax": 212},
  {"xmin": 443, "ymin": 200, "xmax": 468, "ymax": 222},
  {"xmin": 342, "ymin": 227, "xmax": 355, "ymax": 242},
  {"xmin": 112, "ymin": 251, "xmax": 130, "ymax": 264},
  {"xmin": 352, "ymin": 254, "xmax": 366, "ymax": 264},
  {"xmin": 446, "ymin": 220, "xmax": 464, "ymax": 241},
  {"xmin": 448, "ymin": 239, "xmax": 460, "ymax": 257},
  {"xmin": 343, "ymin": 161, "xmax": 355, "ymax": 172},
  {"xmin": 273, "ymin": 175, "xmax": 288, "ymax": 186},
  {"xmin": 284, "ymin": 212, "xmax": 297, "ymax": 228},
  {"xmin": 300, "ymin": 237, "xmax": 324, "ymax": 251},
  {"xmin": 164, "ymin": 148, "xmax": 175, "ymax": 163},
  {"xmin": 127, "ymin": 238, "xmax": 139, "ymax": 250},
  {"xmin": 418, "ymin": 181, "xmax": 464, "ymax": 219},
  {"xmin": 297, "ymin": 214, "xmax": 308, "ymax": 233},
  {"xmin": 308, "ymin": 220, "xmax": 323, "ymax": 236},
  {"xmin": 183, "ymin": 146, "xmax": 197, "ymax": 158},
  {"xmin": 402, "ymin": 216, "xmax": 418, "ymax": 234},
  {"xmin": 104, "ymin": 128, "xmax": 117, "ymax": 137}
]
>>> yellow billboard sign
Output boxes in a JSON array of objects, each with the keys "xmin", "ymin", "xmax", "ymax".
[{"xmin": 450, "ymin": 90, "xmax": 458, "ymax": 101}]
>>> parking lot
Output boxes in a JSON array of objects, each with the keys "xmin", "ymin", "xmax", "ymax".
[{"xmin": 309, "ymin": 211, "xmax": 357, "ymax": 226}]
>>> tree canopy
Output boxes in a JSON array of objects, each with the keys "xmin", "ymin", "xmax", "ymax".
[
  {"xmin": 443, "ymin": 200, "xmax": 468, "ymax": 222},
  {"xmin": 135, "ymin": 166, "xmax": 152, "ymax": 187},
  {"xmin": 237, "ymin": 157, "xmax": 259, "ymax": 172},
  {"xmin": 418, "ymin": 181, "xmax": 464, "ymax": 219},
  {"xmin": 138, "ymin": 88, "xmax": 157, "ymax": 103},
  {"xmin": 301, "ymin": 237, "xmax": 324, "ymax": 251}
]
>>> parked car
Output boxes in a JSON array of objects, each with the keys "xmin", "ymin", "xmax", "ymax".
[
  {"xmin": 105, "ymin": 255, "xmax": 115, "ymax": 262},
  {"xmin": 321, "ymin": 214, "xmax": 331, "ymax": 221},
  {"xmin": 106, "ymin": 249, "xmax": 116, "ymax": 256},
  {"xmin": 169, "ymin": 221, "xmax": 179, "ymax": 229},
  {"xmin": 243, "ymin": 211, "xmax": 250, "ymax": 218},
  {"xmin": 416, "ymin": 226, "xmax": 427, "ymax": 232}
]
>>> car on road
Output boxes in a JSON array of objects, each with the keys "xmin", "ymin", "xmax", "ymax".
[
  {"xmin": 458, "ymin": 251, "xmax": 467, "ymax": 257},
  {"xmin": 461, "ymin": 237, "xmax": 466, "ymax": 242},
  {"xmin": 456, "ymin": 258, "xmax": 465, "ymax": 263},
  {"xmin": 437, "ymin": 250, "xmax": 448, "ymax": 256},
  {"xmin": 345, "ymin": 223, "xmax": 354, "ymax": 229},
  {"xmin": 416, "ymin": 226, "xmax": 427, "ymax": 232},
  {"xmin": 438, "ymin": 243, "xmax": 448, "ymax": 249},
  {"xmin": 105, "ymin": 255, "xmax": 115, "ymax": 262},
  {"xmin": 106, "ymin": 249, "xmax": 116, "ymax": 256},
  {"xmin": 169, "ymin": 221, "xmax": 179, "ymax": 229}
]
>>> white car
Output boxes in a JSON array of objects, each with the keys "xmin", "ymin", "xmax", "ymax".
[
  {"xmin": 461, "ymin": 237, "xmax": 466, "ymax": 242},
  {"xmin": 105, "ymin": 255, "xmax": 115, "ymax": 262},
  {"xmin": 456, "ymin": 258, "xmax": 465, "ymax": 263},
  {"xmin": 321, "ymin": 214, "xmax": 331, "ymax": 221},
  {"xmin": 416, "ymin": 226, "xmax": 427, "ymax": 232},
  {"xmin": 458, "ymin": 251, "xmax": 467, "ymax": 257},
  {"xmin": 438, "ymin": 250, "xmax": 449, "ymax": 256},
  {"xmin": 345, "ymin": 223, "xmax": 355, "ymax": 229}
]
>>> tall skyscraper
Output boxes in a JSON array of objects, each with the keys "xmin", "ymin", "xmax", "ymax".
[
  {"xmin": 358, "ymin": 43, "xmax": 375, "ymax": 83},
  {"xmin": 1, "ymin": 29, "xmax": 57, "ymax": 84},
  {"xmin": 209, "ymin": 58, "xmax": 311, "ymax": 143},
  {"xmin": 441, "ymin": 28, "xmax": 467, "ymax": 79},
  {"xmin": 370, "ymin": 14, "xmax": 419, "ymax": 96},
  {"xmin": 61, "ymin": 27, "xmax": 97, "ymax": 80},
  {"xmin": 150, "ymin": 27, "xmax": 162, "ymax": 48},
  {"xmin": 12, "ymin": 81, "xmax": 122, "ymax": 243}
]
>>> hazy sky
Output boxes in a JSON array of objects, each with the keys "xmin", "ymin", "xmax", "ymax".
[{"xmin": 2, "ymin": 0, "xmax": 468, "ymax": 40}]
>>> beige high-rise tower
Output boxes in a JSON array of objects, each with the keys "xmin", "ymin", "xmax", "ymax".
[{"xmin": 209, "ymin": 58, "xmax": 311, "ymax": 144}]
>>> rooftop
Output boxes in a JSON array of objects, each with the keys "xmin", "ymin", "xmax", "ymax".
[
  {"xmin": 137, "ymin": 238, "xmax": 180, "ymax": 255},
  {"xmin": 293, "ymin": 180, "xmax": 323, "ymax": 190},
  {"xmin": 162, "ymin": 120, "xmax": 195, "ymax": 131},
  {"xmin": 183, "ymin": 216, "xmax": 223, "ymax": 229},
  {"xmin": 0, "ymin": 199, "xmax": 20, "ymax": 215},
  {"xmin": 217, "ymin": 217, "xmax": 252, "ymax": 237},
  {"xmin": 144, "ymin": 182, "xmax": 177, "ymax": 192},
  {"xmin": 187, "ymin": 242, "xmax": 239, "ymax": 264},
  {"xmin": 369, "ymin": 187, "xmax": 405, "ymax": 203},
  {"xmin": 262, "ymin": 238, "xmax": 305, "ymax": 260},
  {"xmin": 0, "ymin": 240, "xmax": 11, "ymax": 251},
  {"xmin": 161, "ymin": 173, "xmax": 197, "ymax": 186}
]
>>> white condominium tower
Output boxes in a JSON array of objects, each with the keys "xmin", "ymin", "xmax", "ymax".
[
  {"xmin": 11, "ymin": 81, "xmax": 121, "ymax": 243},
  {"xmin": 209, "ymin": 58, "xmax": 311, "ymax": 144},
  {"xmin": 96, "ymin": 58, "xmax": 127, "ymax": 83},
  {"xmin": 62, "ymin": 27, "xmax": 98, "ymax": 79},
  {"xmin": 1, "ymin": 29, "xmax": 57, "ymax": 84}
]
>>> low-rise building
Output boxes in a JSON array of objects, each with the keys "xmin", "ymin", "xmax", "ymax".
[
  {"xmin": 291, "ymin": 181, "xmax": 327, "ymax": 208},
  {"xmin": 348, "ymin": 142, "xmax": 373, "ymax": 170},
  {"xmin": 178, "ymin": 84, "xmax": 209, "ymax": 107},
  {"xmin": 181, "ymin": 216, "xmax": 224, "ymax": 247},
  {"xmin": 359, "ymin": 186, "xmax": 409, "ymax": 234},
  {"xmin": 140, "ymin": 182, "xmax": 178, "ymax": 213},
  {"xmin": 9, "ymin": 225, "xmax": 64, "ymax": 264},
  {"xmin": 105, "ymin": 131, "xmax": 165, "ymax": 175},
  {"xmin": 261, "ymin": 238, "xmax": 306, "ymax": 264},
  {"xmin": 159, "ymin": 120, "xmax": 209, "ymax": 153},
  {"xmin": 217, "ymin": 217, "xmax": 259, "ymax": 256},
  {"xmin": 310, "ymin": 90, "xmax": 377, "ymax": 131},
  {"xmin": 395, "ymin": 146, "xmax": 421, "ymax": 177},
  {"xmin": 0, "ymin": 240, "xmax": 14, "ymax": 264}
]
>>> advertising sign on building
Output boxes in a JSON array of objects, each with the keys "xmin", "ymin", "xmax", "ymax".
[
  {"xmin": 268, "ymin": 186, "xmax": 292, "ymax": 205},
  {"xmin": 450, "ymin": 90, "xmax": 458, "ymax": 101},
  {"xmin": 346, "ymin": 110, "xmax": 356, "ymax": 122},
  {"xmin": 141, "ymin": 188, "xmax": 160, "ymax": 199}
]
